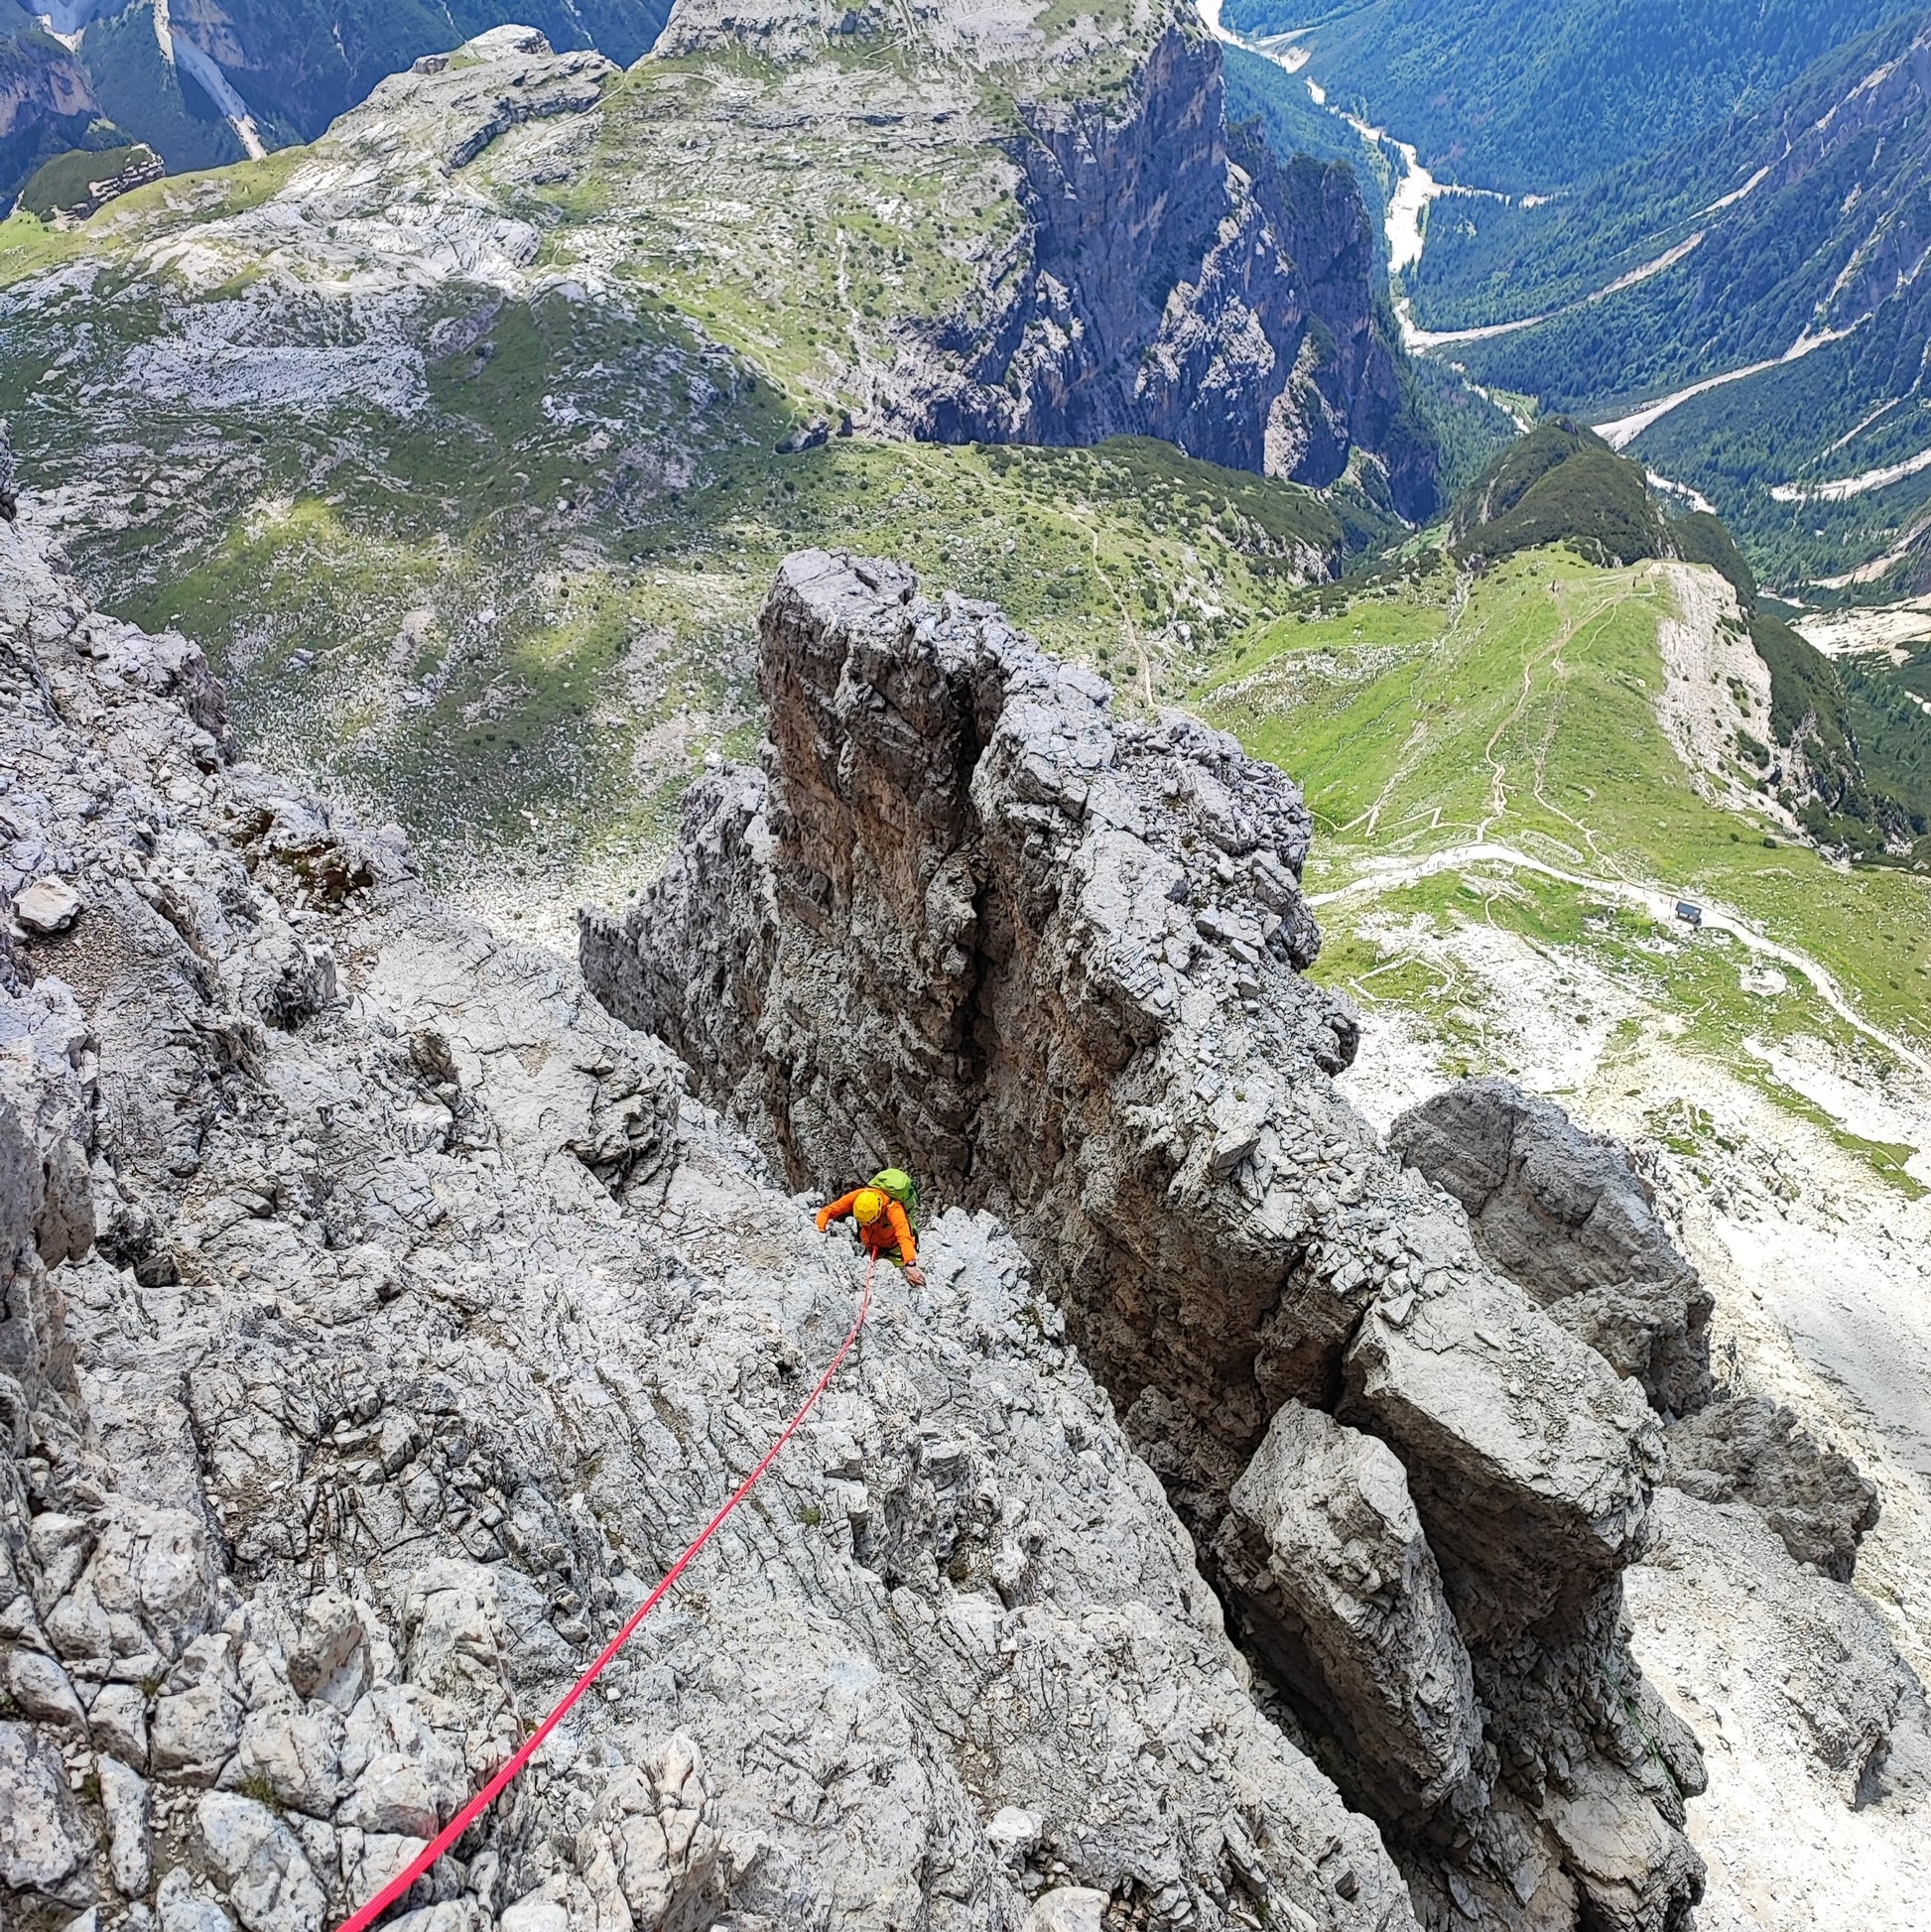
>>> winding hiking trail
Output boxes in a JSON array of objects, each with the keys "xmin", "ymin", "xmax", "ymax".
[{"xmin": 1312, "ymin": 841, "xmax": 1931, "ymax": 1078}]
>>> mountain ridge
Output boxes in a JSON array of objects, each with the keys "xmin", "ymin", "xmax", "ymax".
[{"xmin": 0, "ymin": 6, "xmax": 1432, "ymax": 928}]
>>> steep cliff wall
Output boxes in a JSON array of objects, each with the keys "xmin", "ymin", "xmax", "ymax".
[
  {"xmin": 582, "ymin": 550, "xmax": 1706, "ymax": 1929},
  {"xmin": 0, "ymin": 15, "xmax": 101, "ymax": 208},
  {"xmin": 903, "ymin": 25, "xmax": 1438, "ymax": 518},
  {"xmin": 658, "ymin": 0, "xmax": 1438, "ymax": 517},
  {"xmin": 0, "ymin": 507, "xmax": 1427, "ymax": 1932}
]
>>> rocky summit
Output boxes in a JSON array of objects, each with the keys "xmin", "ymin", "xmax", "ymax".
[{"xmin": 582, "ymin": 548, "xmax": 1723, "ymax": 1927}]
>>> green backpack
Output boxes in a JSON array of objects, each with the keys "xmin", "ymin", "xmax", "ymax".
[{"xmin": 869, "ymin": 1168, "xmax": 919, "ymax": 1232}]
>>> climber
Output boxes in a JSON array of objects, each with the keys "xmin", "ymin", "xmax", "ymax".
[{"xmin": 817, "ymin": 1170, "xmax": 924, "ymax": 1286}]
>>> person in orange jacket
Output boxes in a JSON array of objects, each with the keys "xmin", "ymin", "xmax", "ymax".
[{"xmin": 817, "ymin": 1184, "xmax": 924, "ymax": 1285}]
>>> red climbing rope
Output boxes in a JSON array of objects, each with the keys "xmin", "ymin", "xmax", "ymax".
[{"xmin": 333, "ymin": 1254, "xmax": 876, "ymax": 1932}]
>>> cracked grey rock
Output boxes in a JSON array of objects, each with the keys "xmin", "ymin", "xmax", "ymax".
[
  {"xmin": 157, "ymin": 1869, "xmax": 239, "ymax": 1932},
  {"xmin": 1390, "ymin": 1079, "xmax": 1713, "ymax": 1418},
  {"xmin": 583, "ymin": 550, "xmax": 1702, "ymax": 1929},
  {"xmin": 153, "ymin": 1635, "xmax": 244, "ymax": 1785},
  {"xmin": 1214, "ymin": 1401, "xmax": 1480, "ymax": 1827},
  {"xmin": 90, "ymin": 1682, "xmax": 150, "ymax": 1768},
  {"xmin": 196, "ymin": 1792, "xmax": 328, "ymax": 1932},
  {"xmin": 1667, "ymin": 1396, "xmax": 1880, "ymax": 1582},
  {"xmin": 0, "ymin": 1718, "xmax": 92, "ymax": 1897},
  {"xmin": 0, "ymin": 518, "xmax": 1414, "ymax": 1932},
  {"xmin": 227, "ymin": 1695, "xmax": 344, "ymax": 1820},
  {"xmin": 100, "ymin": 1755, "xmax": 155, "ymax": 1896},
  {"xmin": 3, "ymin": 1641, "xmax": 87, "ymax": 1728}
]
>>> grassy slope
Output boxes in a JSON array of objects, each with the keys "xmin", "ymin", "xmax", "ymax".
[
  {"xmin": 4, "ymin": 16, "xmax": 1355, "ymax": 920},
  {"xmin": 1196, "ymin": 549, "xmax": 1931, "ymax": 1184},
  {"xmin": 66, "ymin": 392, "xmax": 1350, "ymax": 914}
]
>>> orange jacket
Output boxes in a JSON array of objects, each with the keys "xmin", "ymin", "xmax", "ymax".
[{"xmin": 816, "ymin": 1191, "xmax": 916, "ymax": 1266}]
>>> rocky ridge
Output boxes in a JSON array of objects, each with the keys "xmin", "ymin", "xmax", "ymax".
[
  {"xmin": 582, "ymin": 548, "xmax": 1717, "ymax": 1929},
  {"xmin": 1329, "ymin": 870, "xmax": 1931, "ymax": 1930},
  {"xmin": 4, "ymin": 7, "xmax": 1435, "ymax": 542},
  {"xmin": 0, "ymin": 512, "xmax": 1428, "ymax": 1932},
  {"xmin": 663, "ymin": 0, "xmax": 1436, "ymax": 511}
]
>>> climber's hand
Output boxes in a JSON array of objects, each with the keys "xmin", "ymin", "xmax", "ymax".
[{"xmin": 903, "ymin": 1265, "xmax": 925, "ymax": 1287}]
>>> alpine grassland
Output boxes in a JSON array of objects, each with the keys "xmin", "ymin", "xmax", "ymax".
[{"xmin": 1197, "ymin": 548, "xmax": 1931, "ymax": 1185}]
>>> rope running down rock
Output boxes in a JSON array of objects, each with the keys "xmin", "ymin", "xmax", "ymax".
[{"xmin": 333, "ymin": 1253, "xmax": 877, "ymax": 1932}]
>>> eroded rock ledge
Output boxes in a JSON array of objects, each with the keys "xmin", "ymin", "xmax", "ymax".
[{"xmin": 581, "ymin": 550, "xmax": 1708, "ymax": 1930}]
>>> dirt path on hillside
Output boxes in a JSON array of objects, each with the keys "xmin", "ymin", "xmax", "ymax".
[{"xmin": 1314, "ymin": 839, "xmax": 1931, "ymax": 1076}]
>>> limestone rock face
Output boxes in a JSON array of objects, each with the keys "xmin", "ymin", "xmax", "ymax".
[
  {"xmin": 1667, "ymin": 1396, "xmax": 1880, "ymax": 1581},
  {"xmin": 583, "ymin": 550, "xmax": 1704, "ymax": 1930},
  {"xmin": 0, "ymin": 522, "xmax": 1412, "ymax": 1932},
  {"xmin": 661, "ymin": 3, "xmax": 1437, "ymax": 513},
  {"xmin": 1389, "ymin": 1078, "xmax": 1714, "ymax": 1418},
  {"xmin": 1391, "ymin": 1079, "xmax": 1885, "ymax": 1585},
  {"xmin": 1213, "ymin": 1402, "xmax": 1481, "ymax": 1826},
  {"xmin": 907, "ymin": 29, "xmax": 1438, "ymax": 518}
]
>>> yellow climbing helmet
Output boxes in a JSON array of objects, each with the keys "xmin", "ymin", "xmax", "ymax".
[{"xmin": 853, "ymin": 1188, "xmax": 887, "ymax": 1225}]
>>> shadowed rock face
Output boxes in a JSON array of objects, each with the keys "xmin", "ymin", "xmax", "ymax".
[
  {"xmin": 1213, "ymin": 1401, "xmax": 1482, "ymax": 1829},
  {"xmin": 583, "ymin": 549, "xmax": 1708, "ymax": 1932},
  {"xmin": 1667, "ymin": 1397, "xmax": 1880, "ymax": 1582},
  {"xmin": 1389, "ymin": 1079, "xmax": 1715, "ymax": 1420},
  {"xmin": 911, "ymin": 27, "xmax": 1439, "ymax": 519},
  {"xmin": 663, "ymin": 0, "xmax": 1437, "ymax": 515}
]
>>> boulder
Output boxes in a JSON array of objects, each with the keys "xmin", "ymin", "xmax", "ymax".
[
  {"xmin": 1390, "ymin": 1079, "xmax": 1713, "ymax": 1418},
  {"xmin": 1667, "ymin": 1396, "xmax": 1880, "ymax": 1581},
  {"xmin": 0, "ymin": 1718, "xmax": 93, "ymax": 1898},
  {"xmin": 1214, "ymin": 1401, "xmax": 1482, "ymax": 1824},
  {"xmin": 15, "ymin": 875, "xmax": 85, "ymax": 937}
]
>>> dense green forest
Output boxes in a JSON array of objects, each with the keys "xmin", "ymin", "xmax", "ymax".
[
  {"xmin": 1221, "ymin": 0, "xmax": 1916, "ymax": 191},
  {"xmin": 1408, "ymin": 13, "xmax": 1930, "ymax": 337},
  {"xmin": 1449, "ymin": 418, "xmax": 1670, "ymax": 568},
  {"xmin": 78, "ymin": 3, "xmax": 243, "ymax": 175},
  {"xmin": 1223, "ymin": 42, "xmax": 1392, "ymax": 216},
  {"xmin": 1367, "ymin": 6, "xmax": 1931, "ymax": 595}
]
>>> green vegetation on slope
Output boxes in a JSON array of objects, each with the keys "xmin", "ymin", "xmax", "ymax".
[
  {"xmin": 78, "ymin": 2, "xmax": 242, "ymax": 176},
  {"xmin": 1221, "ymin": 0, "xmax": 1914, "ymax": 193},
  {"xmin": 1192, "ymin": 549, "xmax": 1931, "ymax": 1178},
  {"xmin": 1440, "ymin": 427, "xmax": 1931, "ymax": 858},
  {"xmin": 0, "ymin": 1, "xmax": 1422, "ymax": 920},
  {"xmin": 1450, "ymin": 418, "xmax": 1669, "ymax": 570},
  {"xmin": 18, "ymin": 142, "xmax": 155, "ymax": 218},
  {"xmin": 65, "ymin": 350, "xmax": 1364, "ymax": 905}
]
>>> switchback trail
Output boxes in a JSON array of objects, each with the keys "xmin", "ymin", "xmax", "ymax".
[{"xmin": 1311, "ymin": 840, "xmax": 1931, "ymax": 1078}]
